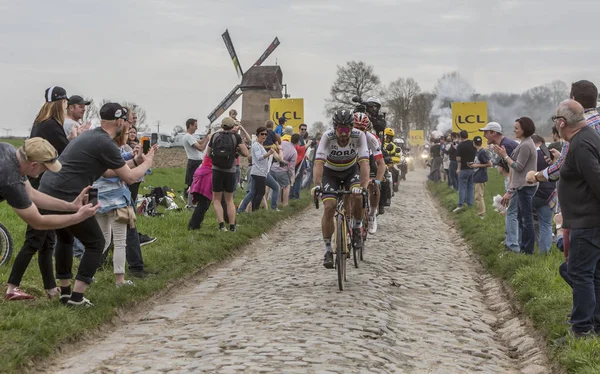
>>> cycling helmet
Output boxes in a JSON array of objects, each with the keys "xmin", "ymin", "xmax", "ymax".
[
  {"xmin": 384, "ymin": 128, "xmax": 395, "ymax": 137},
  {"xmin": 394, "ymin": 138, "xmax": 404, "ymax": 144},
  {"xmin": 332, "ymin": 109, "xmax": 354, "ymax": 127},
  {"xmin": 353, "ymin": 112, "xmax": 371, "ymax": 130}
]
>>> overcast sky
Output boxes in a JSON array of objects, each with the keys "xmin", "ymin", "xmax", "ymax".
[{"xmin": 1, "ymin": 0, "xmax": 598, "ymax": 136}]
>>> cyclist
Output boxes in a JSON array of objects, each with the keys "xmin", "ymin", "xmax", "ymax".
[
  {"xmin": 312, "ymin": 110, "xmax": 370, "ymax": 269},
  {"xmin": 353, "ymin": 112, "xmax": 385, "ymax": 234}
]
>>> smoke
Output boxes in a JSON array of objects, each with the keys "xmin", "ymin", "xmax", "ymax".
[{"xmin": 430, "ymin": 72, "xmax": 475, "ymax": 134}]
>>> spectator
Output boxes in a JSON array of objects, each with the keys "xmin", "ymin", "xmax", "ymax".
[
  {"xmin": 263, "ymin": 120, "xmax": 281, "ymax": 150},
  {"xmin": 442, "ymin": 135, "xmax": 451, "ymax": 184},
  {"xmin": 63, "ymin": 95, "xmax": 92, "ymax": 140},
  {"xmin": 39, "ymin": 102, "xmax": 155, "ymax": 307},
  {"xmin": 428, "ymin": 138, "xmax": 442, "ymax": 182},
  {"xmin": 447, "ymin": 132, "xmax": 459, "ymax": 190},
  {"xmin": 530, "ymin": 134, "xmax": 556, "ymax": 254},
  {"xmin": 250, "ymin": 127, "xmax": 277, "ymax": 211},
  {"xmin": 470, "ymin": 136, "xmax": 492, "ymax": 218},
  {"xmin": 292, "ymin": 123, "xmax": 309, "ymax": 196},
  {"xmin": 453, "ymin": 130, "xmax": 476, "ymax": 212},
  {"xmin": 494, "ymin": 117, "xmax": 538, "ymax": 254},
  {"xmin": 480, "ymin": 121, "xmax": 519, "ymax": 251},
  {"xmin": 303, "ymin": 132, "xmax": 320, "ymax": 189},
  {"xmin": 555, "ymin": 99, "xmax": 600, "ymax": 337},
  {"xmin": 127, "ymin": 126, "xmax": 139, "ymax": 149},
  {"xmin": 183, "ymin": 118, "xmax": 210, "ymax": 208},
  {"xmin": 10, "ymin": 86, "xmax": 72, "ymax": 299},
  {"xmin": 188, "ymin": 130, "xmax": 216, "ymax": 230},
  {"xmin": 275, "ymin": 117, "xmax": 285, "ymax": 136},
  {"xmin": 94, "ymin": 110, "xmax": 139, "ymax": 287},
  {"xmin": 206, "ymin": 117, "xmax": 249, "ymax": 232},
  {"xmin": 281, "ymin": 125, "xmax": 294, "ymax": 142},
  {"xmin": 548, "ymin": 125, "xmax": 564, "ymax": 153},
  {"xmin": 299, "ymin": 123, "xmax": 308, "ymax": 146},
  {"xmin": 270, "ymin": 132, "xmax": 297, "ymax": 207},
  {"xmin": 4, "ymin": 138, "xmax": 98, "ymax": 301}
]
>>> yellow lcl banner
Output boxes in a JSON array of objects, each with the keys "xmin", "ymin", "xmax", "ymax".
[
  {"xmin": 409, "ymin": 130, "xmax": 425, "ymax": 146},
  {"xmin": 451, "ymin": 102, "xmax": 488, "ymax": 139},
  {"xmin": 270, "ymin": 98, "xmax": 304, "ymax": 133}
]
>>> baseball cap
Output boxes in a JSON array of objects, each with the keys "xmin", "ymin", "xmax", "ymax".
[
  {"xmin": 68, "ymin": 95, "xmax": 91, "ymax": 106},
  {"xmin": 473, "ymin": 136, "xmax": 483, "ymax": 145},
  {"xmin": 479, "ymin": 122, "xmax": 502, "ymax": 133},
  {"xmin": 21, "ymin": 137, "xmax": 62, "ymax": 173},
  {"xmin": 221, "ymin": 116, "xmax": 236, "ymax": 129},
  {"xmin": 44, "ymin": 86, "xmax": 68, "ymax": 103},
  {"xmin": 99, "ymin": 103, "xmax": 127, "ymax": 120}
]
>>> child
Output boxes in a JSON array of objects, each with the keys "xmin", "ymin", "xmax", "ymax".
[{"xmin": 469, "ymin": 136, "xmax": 492, "ymax": 218}]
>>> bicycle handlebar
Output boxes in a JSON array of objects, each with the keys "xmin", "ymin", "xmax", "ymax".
[{"xmin": 313, "ymin": 189, "xmax": 368, "ymax": 210}]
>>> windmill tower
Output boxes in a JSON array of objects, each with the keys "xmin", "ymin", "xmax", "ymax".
[{"xmin": 207, "ymin": 30, "xmax": 282, "ymax": 135}]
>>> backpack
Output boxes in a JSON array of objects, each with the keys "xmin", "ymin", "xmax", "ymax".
[{"xmin": 210, "ymin": 132, "xmax": 237, "ymax": 169}]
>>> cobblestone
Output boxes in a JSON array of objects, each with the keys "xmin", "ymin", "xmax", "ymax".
[{"xmin": 45, "ymin": 169, "xmax": 550, "ymax": 373}]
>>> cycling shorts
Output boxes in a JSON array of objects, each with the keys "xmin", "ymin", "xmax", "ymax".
[
  {"xmin": 369, "ymin": 154, "xmax": 377, "ymax": 177},
  {"xmin": 321, "ymin": 164, "xmax": 360, "ymax": 202}
]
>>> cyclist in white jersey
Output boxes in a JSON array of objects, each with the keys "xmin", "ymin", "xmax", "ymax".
[
  {"xmin": 312, "ymin": 110, "xmax": 370, "ymax": 269},
  {"xmin": 353, "ymin": 112, "xmax": 386, "ymax": 234}
]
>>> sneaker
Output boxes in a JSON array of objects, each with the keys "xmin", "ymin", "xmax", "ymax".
[
  {"xmin": 66, "ymin": 297, "xmax": 94, "ymax": 308},
  {"xmin": 4, "ymin": 288, "xmax": 35, "ymax": 301},
  {"xmin": 46, "ymin": 287, "xmax": 61, "ymax": 299},
  {"xmin": 452, "ymin": 206, "xmax": 464, "ymax": 213},
  {"xmin": 139, "ymin": 234, "xmax": 157, "ymax": 246},
  {"xmin": 369, "ymin": 215, "xmax": 377, "ymax": 234},
  {"xmin": 229, "ymin": 225, "xmax": 237, "ymax": 232},
  {"xmin": 116, "ymin": 280, "xmax": 135, "ymax": 288},
  {"xmin": 323, "ymin": 251, "xmax": 334, "ymax": 269},
  {"xmin": 59, "ymin": 294, "xmax": 71, "ymax": 305}
]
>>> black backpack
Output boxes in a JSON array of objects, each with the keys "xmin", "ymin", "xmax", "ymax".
[{"xmin": 210, "ymin": 132, "xmax": 237, "ymax": 169}]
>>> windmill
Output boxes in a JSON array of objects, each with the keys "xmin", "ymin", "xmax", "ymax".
[{"xmin": 207, "ymin": 30, "xmax": 283, "ymax": 134}]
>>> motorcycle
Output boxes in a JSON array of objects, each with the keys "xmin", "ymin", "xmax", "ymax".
[{"xmin": 399, "ymin": 154, "xmax": 408, "ymax": 181}]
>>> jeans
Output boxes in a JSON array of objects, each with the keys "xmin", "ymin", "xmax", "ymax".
[
  {"xmin": 188, "ymin": 195, "xmax": 212, "ymax": 230},
  {"xmin": 533, "ymin": 196, "xmax": 553, "ymax": 254},
  {"xmin": 505, "ymin": 192, "xmax": 520, "ymax": 253},
  {"xmin": 457, "ymin": 169, "xmax": 474, "ymax": 207},
  {"xmin": 291, "ymin": 161, "xmax": 305, "ymax": 199},
  {"xmin": 8, "ymin": 226, "xmax": 56, "ymax": 289},
  {"xmin": 517, "ymin": 186, "xmax": 536, "ymax": 254},
  {"xmin": 55, "ymin": 216, "xmax": 106, "ymax": 285},
  {"xmin": 448, "ymin": 160, "xmax": 458, "ymax": 189},
  {"xmin": 252, "ymin": 175, "xmax": 267, "ymax": 211},
  {"xmin": 266, "ymin": 173, "xmax": 280, "ymax": 210},
  {"xmin": 568, "ymin": 227, "xmax": 600, "ymax": 334},
  {"xmin": 238, "ymin": 174, "xmax": 256, "ymax": 213}
]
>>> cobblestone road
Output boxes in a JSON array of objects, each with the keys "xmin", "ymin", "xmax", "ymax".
[{"xmin": 47, "ymin": 169, "xmax": 550, "ymax": 374}]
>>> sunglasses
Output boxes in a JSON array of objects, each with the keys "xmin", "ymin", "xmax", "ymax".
[
  {"xmin": 336, "ymin": 126, "xmax": 351, "ymax": 134},
  {"xmin": 259, "ymin": 132, "xmax": 268, "ymax": 136}
]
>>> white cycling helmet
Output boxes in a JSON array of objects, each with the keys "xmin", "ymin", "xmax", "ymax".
[
  {"xmin": 394, "ymin": 138, "xmax": 404, "ymax": 144},
  {"xmin": 365, "ymin": 97, "xmax": 382, "ymax": 106}
]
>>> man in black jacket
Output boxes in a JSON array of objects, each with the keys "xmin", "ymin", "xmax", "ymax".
[{"xmin": 556, "ymin": 99, "xmax": 600, "ymax": 337}]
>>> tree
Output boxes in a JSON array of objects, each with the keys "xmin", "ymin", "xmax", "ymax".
[
  {"xmin": 410, "ymin": 93, "xmax": 435, "ymax": 134},
  {"xmin": 82, "ymin": 98, "xmax": 99, "ymax": 124},
  {"xmin": 545, "ymin": 80, "xmax": 569, "ymax": 108},
  {"xmin": 385, "ymin": 78, "xmax": 421, "ymax": 137},
  {"xmin": 324, "ymin": 61, "xmax": 381, "ymax": 116},
  {"xmin": 310, "ymin": 121, "xmax": 327, "ymax": 136}
]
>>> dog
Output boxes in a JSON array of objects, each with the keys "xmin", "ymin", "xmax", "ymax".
[{"xmin": 492, "ymin": 194, "xmax": 507, "ymax": 215}]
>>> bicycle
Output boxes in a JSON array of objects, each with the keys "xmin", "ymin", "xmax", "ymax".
[
  {"xmin": 314, "ymin": 188, "xmax": 367, "ymax": 290},
  {"xmin": 0, "ymin": 222, "xmax": 14, "ymax": 266}
]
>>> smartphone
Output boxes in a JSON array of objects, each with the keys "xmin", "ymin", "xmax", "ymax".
[
  {"xmin": 151, "ymin": 133, "xmax": 158, "ymax": 146},
  {"xmin": 540, "ymin": 143, "xmax": 552, "ymax": 160},
  {"xmin": 87, "ymin": 188, "xmax": 98, "ymax": 206},
  {"xmin": 142, "ymin": 139, "xmax": 150, "ymax": 154}
]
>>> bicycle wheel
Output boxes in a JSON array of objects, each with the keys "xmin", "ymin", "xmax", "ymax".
[
  {"xmin": 336, "ymin": 213, "xmax": 346, "ymax": 291},
  {"xmin": 0, "ymin": 222, "xmax": 14, "ymax": 266}
]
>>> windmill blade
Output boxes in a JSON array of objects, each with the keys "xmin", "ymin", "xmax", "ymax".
[
  {"xmin": 207, "ymin": 84, "xmax": 242, "ymax": 124},
  {"xmin": 254, "ymin": 37, "xmax": 280, "ymax": 66},
  {"xmin": 222, "ymin": 29, "xmax": 244, "ymax": 78}
]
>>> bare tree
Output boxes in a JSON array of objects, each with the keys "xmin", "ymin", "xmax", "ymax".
[
  {"xmin": 310, "ymin": 121, "xmax": 327, "ymax": 136},
  {"xmin": 324, "ymin": 61, "xmax": 381, "ymax": 116},
  {"xmin": 544, "ymin": 80, "xmax": 569, "ymax": 108},
  {"xmin": 82, "ymin": 98, "xmax": 99, "ymax": 124},
  {"xmin": 384, "ymin": 78, "xmax": 421, "ymax": 137},
  {"xmin": 410, "ymin": 92, "xmax": 435, "ymax": 134}
]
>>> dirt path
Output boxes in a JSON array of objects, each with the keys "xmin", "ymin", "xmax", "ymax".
[{"xmin": 45, "ymin": 169, "xmax": 551, "ymax": 374}]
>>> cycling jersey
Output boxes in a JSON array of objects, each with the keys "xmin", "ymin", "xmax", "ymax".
[
  {"xmin": 366, "ymin": 132, "xmax": 383, "ymax": 160},
  {"xmin": 315, "ymin": 129, "xmax": 369, "ymax": 171}
]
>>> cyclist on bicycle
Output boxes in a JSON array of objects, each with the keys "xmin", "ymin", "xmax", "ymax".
[
  {"xmin": 312, "ymin": 110, "xmax": 370, "ymax": 269},
  {"xmin": 353, "ymin": 112, "xmax": 385, "ymax": 234}
]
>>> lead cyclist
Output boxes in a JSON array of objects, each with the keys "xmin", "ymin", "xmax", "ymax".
[
  {"xmin": 353, "ymin": 112, "xmax": 386, "ymax": 234},
  {"xmin": 312, "ymin": 110, "xmax": 370, "ymax": 269}
]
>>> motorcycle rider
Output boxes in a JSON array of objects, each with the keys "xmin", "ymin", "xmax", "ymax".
[
  {"xmin": 364, "ymin": 97, "xmax": 392, "ymax": 212},
  {"xmin": 394, "ymin": 138, "xmax": 408, "ymax": 181},
  {"xmin": 382, "ymin": 128, "xmax": 401, "ymax": 205},
  {"xmin": 353, "ymin": 112, "xmax": 385, "ymax": 234}
]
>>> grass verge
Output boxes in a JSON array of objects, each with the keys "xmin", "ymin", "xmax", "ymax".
[
  {"xmin": 0, "ymin": 167, "xmax": 312, "ymax": 373},
  {"xmin": 428, "ymin": 173, "xmax": 600, "ymax": 374}
]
